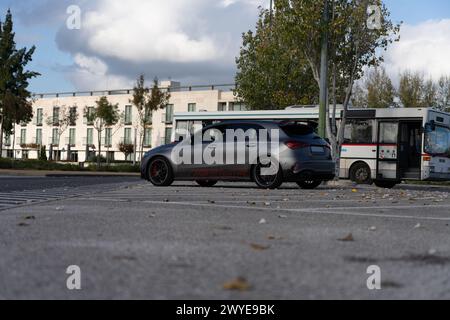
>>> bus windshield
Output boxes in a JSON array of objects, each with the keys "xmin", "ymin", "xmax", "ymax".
[{"xmin": 425, "ymin": 125, "xmax": 450, "ymax": 157}]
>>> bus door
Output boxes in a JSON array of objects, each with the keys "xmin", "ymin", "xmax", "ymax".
[{"xmin": 376, "ymin": 121, "xmax": 400, "ymax": 181}]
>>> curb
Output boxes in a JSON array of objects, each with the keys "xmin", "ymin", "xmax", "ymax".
[{"xmin": 45, "ymin": 173, "xmax": 140, "ymax": 178}]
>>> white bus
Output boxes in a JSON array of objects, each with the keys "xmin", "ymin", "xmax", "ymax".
[{"xmin": 172, "ymin": 106, "xmax": 450, "ymax": 188}]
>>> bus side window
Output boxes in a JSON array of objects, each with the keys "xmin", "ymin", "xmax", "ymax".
[{"xmin": 344, "ymin": 120, "xmax": 375, "ymax": 144}]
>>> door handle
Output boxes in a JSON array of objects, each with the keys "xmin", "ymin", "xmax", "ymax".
[{"xmin": 246, "ymin": 143, "xmax": 257, "ymax": 148}]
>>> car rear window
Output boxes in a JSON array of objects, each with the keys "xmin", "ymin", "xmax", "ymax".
[{"xmin": 281, "ymin": 124, "xmax": 314, "ymax": 137}]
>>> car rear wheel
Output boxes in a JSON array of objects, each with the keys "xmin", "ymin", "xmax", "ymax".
[
  {"xmin": 196, "ymin": 180, "xmax": 218, "ymax": 187},
  {"xmin": 148, "ymin": 157, "xmax": 174, "ymax": 187},
  {"xmin": 297, "ymin": 180, "xmax": 322, "ymax": 189},
  {"xmin": 374, "ymin": 181, "xmax": 398, "ymax": 189},
  {"xmin": 252, "ymin": 162, "xmax": 283, "ymax": 189}
]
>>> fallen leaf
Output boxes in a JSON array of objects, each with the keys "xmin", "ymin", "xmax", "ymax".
[
  {"xmin": 414, "ymin": 223, "xmax": 423, "ymax": 229},
  {"xmin": 250, "ymin": 243, "xmax": 270, "ymax": 251},
  {"xmin": 17, "ymin": 223, "xmax": 29, "ymax": 227},
  {"xmin": 24, "ymin": 216, "xmax": 36, "ymax": 220},
  {"xmin": 278, "ymin": 215, "xmax": 288, "ymax": 219},
  {"xmin": 259, "ymin": 218, "xmax": 267, "ymax": 224},
  {"xmin": 208, "ymin": 200, "xmax": 216, "ymax": 204},
  {"xmin": 338, "ymin": 233, "xmax": 354, "ymax": 242},
  {"xmin": 223, "ymin": 277, "xmax": 251, "ymax": 291},
  {"xmin": 368, "ymin": 226, "xmax": 377, "ymax": 232},
  {"xmin": 352, "ymin": 189, "xmax": 358, "ymax": 193},
  {"xmin": 264, "ymin": 202, "xmax": 271, "ymax": 206}
]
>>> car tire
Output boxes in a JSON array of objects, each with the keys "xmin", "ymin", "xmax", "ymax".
[
  {"xmin": 296, "ymin": 180, "xmax": 322, "ymax": 189},
  {"xmin": 252, "ymin": 162, "xmax": 283, "ymax": 189},
  {"xmin": 374, "ymin": 181, "xmax": 398, "ymax": 189},
  {"xmin": 196, "ymin": 180, "xmax": 218, "ymax": 187},
  {"xmin": 147, "ymin": 157, "xmax": 174, "ymax": 187},
  {"xmin": 350, "ymin": 162, "xmax": 372, "ymax": 185}
]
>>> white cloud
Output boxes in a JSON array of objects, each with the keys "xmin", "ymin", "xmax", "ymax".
[
  {"xmin": 84, "ymin": 0, "xmax": 220, "ymax": 63},
  {"xmin": 54, "ymin": 0, "xmax": 267, "ymax": 89},
  {"xmin": 69, "ymin": 54, "xmax": 133, "ymax": 90},
  {"xmin": 384, "ymin": 19, "xmax": 450, "ymax": 83}
]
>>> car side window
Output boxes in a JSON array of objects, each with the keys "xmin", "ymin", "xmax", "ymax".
[
  {"xmin": 223, "ymin": 124, "xmax": 262, "ymax": 142},
  {"xmin": 202, "ymin": 125, "xmax": 224, "ymax": 143}
]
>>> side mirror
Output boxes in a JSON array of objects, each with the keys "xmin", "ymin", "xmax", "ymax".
[
  {"xmin": 178, "ymin": 136, "xmax": 184, "ymax": 142},
  {"xmin": 325, "ymin": 138, "xmax": 330, "ymax": 144}
]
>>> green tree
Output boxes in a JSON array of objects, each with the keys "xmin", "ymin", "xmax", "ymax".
[
  {"xmin": 351, "ymin": 67, "xmax": 396, "ymax": 108},
  {"xmin": 131, "ymin": 75, "xmax": 170, "ymax": 161},
  {"xmin": 84, "ymin": 96, "xmax": 120, "ymax": 168},
  {"xmin": 235, "ymin": 9, "xmax": 318, "ymax": 110},
  {"xmin": 0, "ymin": 9, "xmax": 39, "ymax": 157},
  {"xmin": 246, "ymin": 0, "xmax": 400, "ymax": 172},
  {"xmin": 398, "ymin": 71, "xmax": 437, "ymax": 108}
]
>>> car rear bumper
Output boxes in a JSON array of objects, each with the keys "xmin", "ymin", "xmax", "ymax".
[{"xmin": 283, "ymin": 160, "xmax": 336, "ymax": 182}]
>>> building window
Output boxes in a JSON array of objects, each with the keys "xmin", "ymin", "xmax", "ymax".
[
  {"xmin": 87, "ymin": 128, "xmax": 94, "ymax": 146},
  {"xmin": 53, "ymin": 107, "xmax": 60, "ymax": 126},
  {"xmin": 22, "ymin": 150, "xmax": 29, "ymax": 160},
  {"xmin": 188, "ymin": 103, "xmax": 196, "ymax": 112},
  {"xmin": 86, "ymin": 107, "xmax": 95, "ymax": 125},
  {"xmin": 4, "ymin": 134, "xmax": 11, "ymax": 146},
  {"xmin": 36, "ymin": 129, "xmax": 42, "ymax": 145},
  {"xmin": 69, "ymin": 107, "xmax": 77, "ymax": 126},
  {"xmin": 144, "ymin": 108, "xmax": 153, "ymax": 124},
  {"xmin": 70, "ymin": 151, "xmax": 79, "ymax": 162},
  {"xmin": 52, "ymin": 128, "xmax": 59, "ymax": 145},
  {"xmin": 218, "ymin": 102, "xmax": 227, "ymax": 112},
  {"xmin": 165, "ymin": 128, "xmax": 172, "ymax": 145},
  {"xmin": 106, "ymin": 151, "xmax": 115, "ymax": 162},
  {"xmin": 165, "ymin": 104, "xmax": 174, "ymax": 123},
  {"xmin": 229, "ymin": 102, "xmax": 247, "ymax": 111},
  {"xmin": 144, "ymin": 128, "xmax": 152, "ymax": 147},
  {"xmin": 104, "ymin": 128, "xmax": 112, "ymax": 147},
  {"xmin": 36, "ymin": 108, "xmax": 43, "ymax": 126},
  {"xmin": 69, "ymin": 128, "xmax": 76, "ymax": 146},
  {"xmin": 125, "ymin": 105, "xmax": 133, "ymax": 125},
  {"xmin": 124, "ymin": 128, "xmax": 132, "ymax": 144},
  {"xmin": 20, "ymin": 129, "xmax": 26, "ymax": 145}
]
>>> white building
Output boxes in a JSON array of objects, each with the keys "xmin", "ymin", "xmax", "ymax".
[{"xmin": 1, "ymin": 81, "xmax": 243, "ymax": 162}]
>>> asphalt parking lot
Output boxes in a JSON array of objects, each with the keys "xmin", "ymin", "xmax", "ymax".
[{"xmin": 0, "ymin": 177, "xmax": 449, "ymax": 299}]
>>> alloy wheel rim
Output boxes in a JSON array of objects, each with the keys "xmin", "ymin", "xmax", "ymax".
[{"xmin": 150, "ymin": 160, "xmax": 169, "ymax": 184}]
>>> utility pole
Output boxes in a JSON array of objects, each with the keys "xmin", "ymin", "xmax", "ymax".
[
  {"xmin": 318, "ymin": 0, "xmax": 329, "ymax": 138},
  {"xmin": 269, "ymin": 0, "xmax": 273, "ymax": 28}
]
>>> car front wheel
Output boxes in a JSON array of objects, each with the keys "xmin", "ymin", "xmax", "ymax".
[{"xmin": 148, "ymin": 157, "xmax": 174, "ymax": 187}]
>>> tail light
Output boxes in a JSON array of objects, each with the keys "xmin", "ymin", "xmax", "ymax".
[{"xmin": 285, "ymin": 141, "xmax": 310, "ymax": 150}]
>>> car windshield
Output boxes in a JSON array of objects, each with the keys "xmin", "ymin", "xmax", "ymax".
[
  {"xmin": 280, "ymin": 123, "xmax": 314, "ymax": 137},
  {"xmin": 425, "ymin": 125, "xmax": 450, "ymax": 157}
]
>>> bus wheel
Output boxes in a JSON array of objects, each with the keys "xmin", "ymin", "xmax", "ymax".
[
  {"xmin": 350, "ymin": 163, "xmax": 372, "ymax": 185},
  {"xmin": 374, "ymin": 181, "xmax": 398, "ymax": 189}
]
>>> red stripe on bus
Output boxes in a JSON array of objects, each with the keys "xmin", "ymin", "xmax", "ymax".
[{"xmin": 342, "ymin": 144, "xmax": 397, "ymax": 147}]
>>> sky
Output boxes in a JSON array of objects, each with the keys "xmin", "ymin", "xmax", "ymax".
[{"xmin": 0, "ymin": 0, "xmax": 449, "ymax": 94}]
